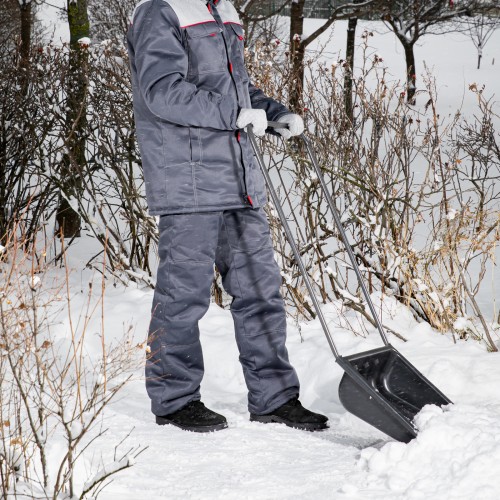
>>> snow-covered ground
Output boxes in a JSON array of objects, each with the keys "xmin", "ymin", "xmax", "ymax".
[
  {"xmin": 48, "ymin": 261, "xmax": 500, "ymax": 499},
  {"xmin": 21, "ymin": 7, "xmax": 500, "ymax": 499}
]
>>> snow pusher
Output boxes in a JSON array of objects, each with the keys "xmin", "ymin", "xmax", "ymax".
[{"xmin": 248, "ymin": 122, "xmax": 452, "ymax": 443}]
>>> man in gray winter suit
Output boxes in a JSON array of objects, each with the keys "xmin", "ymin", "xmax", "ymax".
[{"xmin": 128, "ymin": 0, "xmax": 328, "ymax": 432}]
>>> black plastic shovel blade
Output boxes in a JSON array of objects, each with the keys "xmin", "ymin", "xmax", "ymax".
[{"xmin": 337, "ymin": 345, "xmax": 452, "ymax": 443}]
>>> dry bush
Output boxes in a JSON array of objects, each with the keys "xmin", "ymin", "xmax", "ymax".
[
  {"xmin": 0, "ymin": 41, "xmax": 157, "ymax": 287},
  {"xmin": 245, "ymin": 32, "xmax": 499, "ymax": 350},
  {"xmin": 0, "ymin": 229, "xmax": 145, "ymax": 498}
]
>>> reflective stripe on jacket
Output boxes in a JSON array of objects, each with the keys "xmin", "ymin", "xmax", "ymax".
[{"xmin": 127, "ymin": 0, "xmax": 290, "ymax": 215}]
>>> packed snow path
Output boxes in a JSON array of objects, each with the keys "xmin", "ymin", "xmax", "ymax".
[{"xmin": 77, "ymin": 287, "xmax": 499, "ymax": 499}]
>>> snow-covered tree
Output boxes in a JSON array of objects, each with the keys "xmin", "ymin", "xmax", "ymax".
[
  {"xmin": 461, "ymin": 12, "xmax": 500, "ymax": 68},
  {"xmin": 288, "ymin": 0, "xmax": 379, "ymax": 111},
  {"xmin": 231, "ymin": 0, "xmax": 293, "ymax": 43},
  {"xmin": 88, "ymin": 0, "xmax": 136, "ymax": 42},
  {"xmin": 0, "ymin": 1, "xmax": 42, "ymax": 69},
  {"xmin": 381, "ymin": 0, "xmax": 489, "ymax": 103},
  {"xmin": 0, "ymin": 1, "xmax": 20, "ymax": 61}
]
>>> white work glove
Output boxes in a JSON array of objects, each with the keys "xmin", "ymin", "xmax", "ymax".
[
  {"xmin": 276, "ymin": 113, "xmax": 305, "ymax": 140},
  {"xmin": 236, "ymin": 108, "xmax": 268, "ymax": 137}
]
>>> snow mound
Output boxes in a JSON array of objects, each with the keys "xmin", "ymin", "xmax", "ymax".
[{"xmin": 357, "ymin": 403, "xmax": 500, "ymax": 499}]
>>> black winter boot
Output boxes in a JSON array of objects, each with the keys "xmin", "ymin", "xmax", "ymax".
[
  {"xmin": 250, "ymin": 397, "xmax": 328, "ymax": 431},
  {"xmin": 156, "ymin": 401, "xmax": 228, "ymax": 432}
]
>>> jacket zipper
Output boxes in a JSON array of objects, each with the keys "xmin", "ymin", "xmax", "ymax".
[{"xmin": 209, "ymin": 1, "xmax": 253, "ymax": 207}]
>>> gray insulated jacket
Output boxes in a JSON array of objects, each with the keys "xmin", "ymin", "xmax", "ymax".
[{"xmin": 127, "ymin": 0, "xmax": 291, "ymax": 215}]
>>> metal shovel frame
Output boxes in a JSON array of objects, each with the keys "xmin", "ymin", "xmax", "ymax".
[{"xmin": 248, "ymin": 122, "xmax": 452, "ymax": 442}]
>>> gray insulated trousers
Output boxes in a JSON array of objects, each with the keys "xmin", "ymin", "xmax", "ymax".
[{"xmin": 146, "ymin": 208, "xmax": 300, "ymax": 416}]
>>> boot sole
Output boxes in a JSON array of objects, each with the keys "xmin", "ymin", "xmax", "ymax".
[
  {"xmin": 250, "ymin": 414, "xmax": 328, "ymax": 432},
  {"xmin": 156, "ymin": 415, "xmax": 228, "ymax": 433}
]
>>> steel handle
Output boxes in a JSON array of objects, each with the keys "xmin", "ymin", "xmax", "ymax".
[
  {"xmin": 298, "ymin": 134, "xmax": 389, "ymax": 345},
  {"xmin": 267, "ymin": 121, "xmax": 289, "ymax": 129},
  {"xmin": 248, "ymin": 124, "xmax": 341, "ymax": 359},
  {"xmin": 250, "ymin": 121, "xmax": 389, "ymax": 352}
]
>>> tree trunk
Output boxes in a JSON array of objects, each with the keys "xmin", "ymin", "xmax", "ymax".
[
  {"xmin": 19, "ymin": 0, "xmax": 31, "ymax": 68},
  {"xmin": 403, "ymin": 42, "xmax": 417, "ymax": 104},
  {"xmin": 55, "ymin": 0, "xmax": 90, "ymax": 238},
  {"xmin": 289, "ymin": 0, "xmax": 305, "ymax": 112},
  {"xmin": 344, "ymin": 16, "xmax": 358, "ymax": 123},
  {"xmin": 18, "ymin": 0, "xmax": 32, "ymax": 97}
]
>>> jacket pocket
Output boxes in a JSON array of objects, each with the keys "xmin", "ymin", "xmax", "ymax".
[
  {"xmin": 186, "ymin": 23, "xmax": 226, "ymax": 75},
  {"xmin": 162, "ymin": 123, "xmax": 192, "ymax": 165},
  {"xmin": 165, "ymin": 162, "xmax": 196, "ymax": 210}
]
